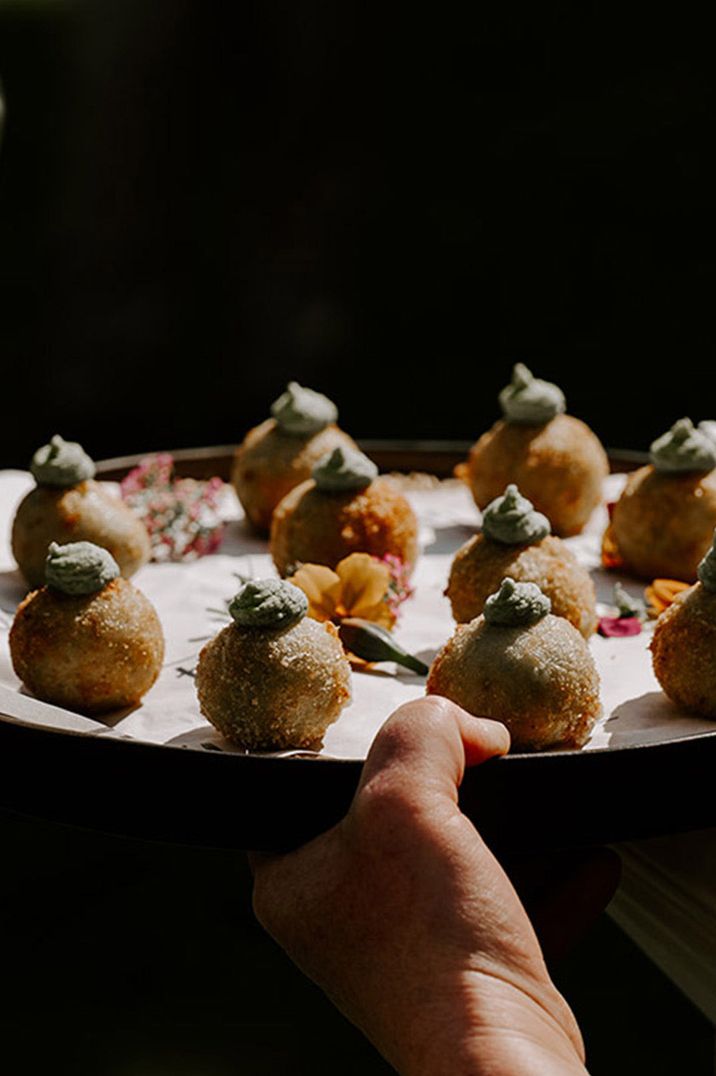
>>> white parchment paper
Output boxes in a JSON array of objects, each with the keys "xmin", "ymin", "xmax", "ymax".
[{"xmin": 0, "ymin": 469, "xmax": 712, "ymax": 758}]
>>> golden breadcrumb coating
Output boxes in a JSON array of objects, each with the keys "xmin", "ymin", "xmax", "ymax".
[
  {"xmin": 427, "ymin": 613, "xmax": 601, "ymax": 751},
  {"xmin": 612, "ymin": 465, "xmax": 716, "ymax": 582},
  {"xmin": 12, "ymin": 480, "xmax": 151, "ymax": 588},
  {"xmin": 195, "ymin": 617, "xmax": 352, "ymax": 750},
  {"xmin": 446, "ymin": 534, "xmax": 597, "ymax": 637},
  {"xmin": 465, "ymin": 414, "xmax": 608, "ymax": 537},
  {"xmin": 231, "ymin": 419, "xmax": 358, "ymax": 534},
  {"xmin": 9, "ymin": 578, "xmax": 164, "ymax": 714},
  {"xmin": 651, "ymin": 583, "xmax": 716, "ymax": 717},
  {"xmin": 270, "ymin": 476, "xmax": 419, "ymax": 577}
]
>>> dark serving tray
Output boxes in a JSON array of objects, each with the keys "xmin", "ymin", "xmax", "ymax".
[{"xmin": 2, "ymin": 442, "xmax": 715, "ymax": 854}]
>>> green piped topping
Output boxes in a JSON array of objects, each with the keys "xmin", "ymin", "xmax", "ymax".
[
  {"xmin": 482, "ymin": 484, "xmax": 550, "ymax": 545},
  {"xmin": 313, "ymin": 445, "xmax": 378, "ymax": 492},
  {"xmin": 228, "ymin": 578, "xmax": 308, "ymax": 629},
  {"xmin": 498, "ymin": 364, "xmax": 566, "ymax": 425},
  {"xmin": 45, "ymin": 541, "xmax": 119, "ymax": 595},
  {"xmin": 31, "ymin": 435, "xmax": 95, "ymax": 487},
  {"xmin": 271, "ymin": 382, "xmax": 338, "ymax": 436},
  {"xmin": 650, "ymin": 418, "xmax": 716, "ymax": 474},
  {"xmin": 483, "ymin": 577, "xmax": 551, "ymax": 627},
  {"xmin": 697, "ymin": 533, "xmax": 716, "ymax": 592}
]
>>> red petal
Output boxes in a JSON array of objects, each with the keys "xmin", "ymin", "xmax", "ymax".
[{"xmin": 598, "ymin": 616, "xmax": 643, "ymax": 638}]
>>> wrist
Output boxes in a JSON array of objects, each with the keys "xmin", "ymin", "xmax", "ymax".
[{"xmin": 377, "ymin": 969, "xmax": 587, "ymax": 1076}]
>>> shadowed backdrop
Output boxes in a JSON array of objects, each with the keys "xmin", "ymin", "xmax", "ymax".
[{"xmin": 0, "ymin": 1, "xmax": 714, "ymax": 464}]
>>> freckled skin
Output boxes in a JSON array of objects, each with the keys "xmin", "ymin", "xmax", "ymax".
[
  {"xmin": 270, "ymin": 476, "xmax": 419, "ymax": 578},
  {"xmin": 195, "ymin": 617, "xmax": 352, "ymax": 750},
  {"xmin": 651, "ymin": 583, "xmax": 716, "ymax": 717},
  {"xmin": 427, "ymin": 613, "xmax": 601, "ymax": 751},
  {"xmin": 231, "ymin": 419, "xmax": 358, "ymax": 535},
  {"xmin": 446, "ymin": 534, "xmax": 597, "ymax": 638},
  {"xmin": 465, "ymin": 415, "xmax": 608, "ymax": 537},
  {"xmin": 612, "ymin": 465, "xmax": 716, "ymax": 582},
  {"xmin": 9, "ymin": 578, "xmax": 164, "ymax": 714},
  {"xmin": 12, "ymin": 480, "xmax": 151, "ymax": 587}
]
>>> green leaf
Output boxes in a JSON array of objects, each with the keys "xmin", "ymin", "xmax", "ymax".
[{"xmin": 338, "ymin": 618, "xmax": 428, "ymax": 676}]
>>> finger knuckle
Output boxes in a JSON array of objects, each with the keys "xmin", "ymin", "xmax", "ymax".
[
  {"xmin": 354, "ymin": 771, "xmax": 416, "ymax": 828},
  {"xmin": 422, "ymin": 693, "xmax": 465, "ymax": 724}
]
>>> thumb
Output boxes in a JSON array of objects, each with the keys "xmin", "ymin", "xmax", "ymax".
[{"xmin": 355, "ymin": 695, "xmax": 510, "ymax": 806}]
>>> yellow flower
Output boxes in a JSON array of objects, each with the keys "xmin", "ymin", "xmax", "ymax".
[{"xmin": 288, "ymin": 553, "xmax": 395, "ymax": 628}]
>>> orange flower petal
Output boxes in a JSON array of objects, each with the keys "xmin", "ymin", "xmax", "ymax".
[
  {"xmin": 601, "ymin": 523, "xmax": 624, "ymax": 570},
  {"xmin": 644, "ymin": 578, "xmax": 692, "ymax": 616},
  {"xmin": 288, "ymin": 564, "xmax": 342, "ymax": 621},
  {"xmin": 335, "ymin": 553, "xmax": 391, "ymax": 616},
  {"xmin": 354, "ymin": 601, "xmax": 397, "ymax": 630}
]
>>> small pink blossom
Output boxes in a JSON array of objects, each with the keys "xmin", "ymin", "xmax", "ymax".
[
  {"xmin": 380, "ymin": 553, "xmax": 414, "ymax": 620},
  {"xmin": 121, "ymin": 455, "xmax": 227, "ymax": 562},
  {"xmin": 597, "ymin": 616, "xmax": 642, "ymax": 638}
]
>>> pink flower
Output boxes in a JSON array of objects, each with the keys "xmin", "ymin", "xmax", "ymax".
[
  {"xmin": 120, "ymin": 455, "xmax": 227, "ymax": 562},
  {"xmin": 597, "ymin": 616, "xmax": 642, "ymax": 638},
  {"xmin": 380, "ymin": 553, "xmax": 414, "ymax": 619}
]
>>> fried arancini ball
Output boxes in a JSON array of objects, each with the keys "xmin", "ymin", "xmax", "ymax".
[
  {"xmin": 446, "ymin": 533, "xmax": 597, "ymax": 637},
  {"xmin": 231, "ymin": 419, "xmax": 358, "ymax": 534},
  {"xmin": 270, "ymin": 476, "xmax": 419, "ymax": 578},
  {"xmin": 9, "ymin": 577, "xmax": 164, "ymax": 714},
  {"xmin": 196, "ymin": 616, "xmax": 351, "ymax": 750},
  {"xmin": 465, "ymin": 415, "xmax": 609, "ymax": 537},
  {"xmin": 650, "ymin": 583, "xmax": 716, "ymax": 717},
  {"xmin": 12, "ymin": 480, "xmax": 151, "ymax": 588},
  {"xmin": 611, "ymin": 466, "xmax": 716, "ymax": 582},
  {"xmin": 427, "ymin": 609, "xmax": 601, "ymax": 751}
]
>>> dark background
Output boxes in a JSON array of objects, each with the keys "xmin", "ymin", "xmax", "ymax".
[{"xmin": 0, "ymin": 0, "xmax": 714, "ymax": 469}]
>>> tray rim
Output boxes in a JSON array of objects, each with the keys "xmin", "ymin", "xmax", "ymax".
[
  {"xmin": 2, "ymin": 439, "xmax": 713, "ymax": 852},
  {"xmin": 93, "ymin": 440, "xmax": 650, "ymax": 477}
]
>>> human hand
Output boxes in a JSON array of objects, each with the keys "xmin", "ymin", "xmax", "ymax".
[{"xmin": 250, "ymin": 696, "xmax": 591, "ymax": 1075}]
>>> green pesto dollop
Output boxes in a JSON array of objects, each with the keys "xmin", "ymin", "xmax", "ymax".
[
  {"xmin": 313, "ymin": 445, "xmax": 378, "ymax": 493},
  {"xmin": 45, "ymin": 541, "xmax": 119, "ymax": 595},
  {"xmin": 697, "ymin": 533, "xmax": 716, "ymax": 592},
  {"xmin": 228, "ymin": 578, "xmax": 308, "ymax": 629},
  {"xmin": 483, "ymin": 577, "xmax": 551, "ymax": 627},
  {"xmin": 498, "ymin": 364, "xmax": 566, "ymax": 425},
  {"xmin": 650, "ymin": 418, "xmax": 716, "ymax": 474},
  {"xmin": 31, "ymin": 435, "xmax": 96, "ymax": 487},
  {"xmin": 482, "ymin": 484, "xmax": 550, "ymax": 545},
  {"xmin": 270, "ymin": 381, "xmax": 338, "ymax": 436}
]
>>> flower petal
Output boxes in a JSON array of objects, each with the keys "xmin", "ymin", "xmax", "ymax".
[
  {"xmin": 335, "ymin": 553, "xmax": 391, "ymax": 615},
  {"xmin": 601, "ymin": 523, "xmax": 624, "ymax": 570},
  {"xmin": 598, "ymin": 616, "xmax": 643, "ymax": 637},
  {"xmin": 288, "ymin": 564, "xmax": 342, "ymax": 620},
  {"xmin": 644, "ymin": 578, "xmax": 692, "ymax": 617},
  {"xmin": 356, "ymin": 601, "xmax": 397, "ymax": 629}
]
